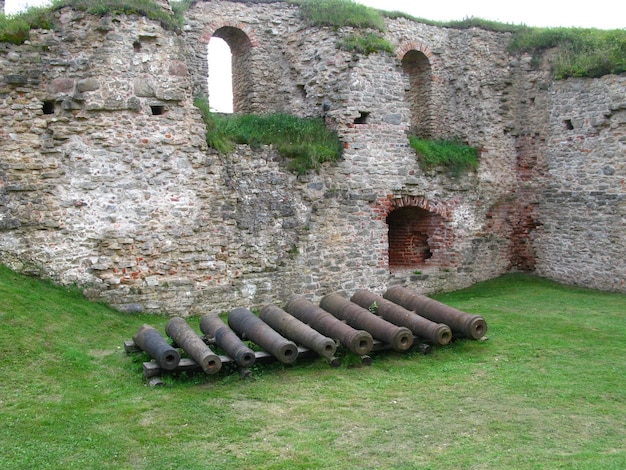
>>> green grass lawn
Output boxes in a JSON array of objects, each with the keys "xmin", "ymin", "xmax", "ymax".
[{"xmin": 1, "ymin": 266, "xmax": 625, "ymax": 469}]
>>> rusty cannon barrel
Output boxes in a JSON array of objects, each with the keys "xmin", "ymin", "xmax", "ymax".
[
  {"xmin": 228, "ymin": 307, "xmax": 299, "ymax": 364},
  {"xmin": 199, "ymin": 314, "xmax": 256, "ymax": 368},
  {"xmin": 165, "ymin": 317, "xmax": 222, "ymax": 375},
  {"xmin": 319, "ymin": 293, "xmax": 414, "ymax": 352},
  {"xmin": 259, "ymin": 305, "xmax": 337, "ymax": 358},
  {"xmin": 285, "ymin": 297, "xmax": 374, "ymax": 356},
  {"xmin": 132, "ymin": 324, "xmax": 180, "ymax": 371},
  {"xmin": 350, "ymin": 289, "xmax": 452, "ymax": 346},
  {"xmin": 383, "ymin": 286, "xmax": 487, "ymax": 340}
]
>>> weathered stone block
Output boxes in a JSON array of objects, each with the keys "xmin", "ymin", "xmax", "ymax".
[
  {"xmin": 76, "ymin": 78, "xmax": 101, "ymax": 92},
  {"xmin": 134, "ymin": 79, "xmax": 155, "ymax": 97},
  {"xmin": 4, "ymin": 74, "xmax": 28, "ymax": 85},
  {"xmin": 47, "ymin": 78, "xmax": 75, "ymax": 94},
  {"xmin": 168, "ymin": 61, "xmax": 189, "ymax": 77},
  {"xmin": 155, "ymin": 88, "xmax": 185, "ymax": 101}
]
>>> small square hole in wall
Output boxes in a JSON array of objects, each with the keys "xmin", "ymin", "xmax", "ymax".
[
  {"xmin": 564, "ymin": 119, "xmax": 574, "ymax": 130},
  {"xmin": 133, "ymin": 41, "xmax": 141, "ymax": 53},
  {"xmin": 150, "ymin": 105, "xmax": 166, "ymax": 115},
  {"xmin": 354, "ymin": 111, "xmax": 370, "ymax": 124},
  {"xmin": 296, "ymin": 84, "xmax": 307, "ymax": 100},
  {"xmin": 42, "ymin": 100, "xmax": 55, "ymax": 115}
]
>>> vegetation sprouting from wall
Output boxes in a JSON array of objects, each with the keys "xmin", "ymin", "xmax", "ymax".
[
  {"xmin": 508, "ymin": 27, "xmax": 626, "ymax": 78},
  {"xmin": 409, "ymin": 137, "xmax": 479, "ymax": 177},
  {"xmin": 336, "ymin": 32, "xmax": 394, "ymax": 55},
  {"xmin": 0, "ymin": 0, "xmax": 186, "ymax": 44},
  {"xmin": 295, "ymin": 0, "xmax": 385, "ymax": 31},
  {"xmin": 295, "ymin": 0, "xmax": 393, "ymax": 55},
  {"xmin": 194, "ymin": 97, "xmax": 343, "ymax": 175}
]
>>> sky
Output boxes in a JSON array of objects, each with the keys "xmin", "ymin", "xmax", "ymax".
[{"xmin": 356, "ymin": 0, "xmax": 625, "ymax": 30}]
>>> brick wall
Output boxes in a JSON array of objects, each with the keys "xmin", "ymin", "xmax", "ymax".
[{"xmin": 388, "ymin": 207, "xmax": 437, "ymax": 268}]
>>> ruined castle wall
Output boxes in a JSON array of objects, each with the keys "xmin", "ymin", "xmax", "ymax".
[
  {"xmin": 182, "ymin": 3, "xmax": 529, "ymax": 296},
  {"xmin": 534, "ymin": 74, "xmax": 626, "ymax": 291},
  {"xmin": 488, "ymin": 48, "xmax": 626, "ymax": 292},
  {"xmin": 0, "ymin": 8, "xmax": 224, "ymax": 314},
  {"xmin": 1, "ymin": 2, "xmax": 624, "ymax": 315}
]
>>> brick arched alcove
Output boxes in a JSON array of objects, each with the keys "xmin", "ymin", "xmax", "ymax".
[
  {"xmin": 373, "ymin": 195, "xmax": 457, "ymax": 271},
  {"xmin": 387, "ymin": 206, "xmax": 441, "ymax": 269}
]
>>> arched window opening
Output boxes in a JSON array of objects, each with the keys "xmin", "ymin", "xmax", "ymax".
[
  {"xmin": 402, "ymin": 50, "xmax": 433, "ymax": 138},
  {"xmin": 208, "ymin": 37, "xmax": 233, "ymax": 113},
  {"xmin": 211, "ymin": 26, "xmax": 253, "ymax": 114},
  {"xmin": 387, "ymin": 206, "xmax": 441, "ymax": 270}
]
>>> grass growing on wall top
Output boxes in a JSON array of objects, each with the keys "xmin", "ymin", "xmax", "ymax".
[
  {"xmin": 389, "ymin": 11, "xmax": 626, "ymax": 79},
  {"xmin": 0, "ymin": 0, "xmax": 185, "ymax": 44},
  {"xmin": 295, "ymin": 0, "xmax": 393, "ymax": 54},
  {"xmin": 0, "ymin": 5, "xmax": 54, "ymax": 44},
  {"xmin": 169, "ymin": 0, "xmax": 192, "ymax": 25},
  {"xmin": 1, "ymin": 265, "xmax": 625, "ymax": 469},
  {"xmin": 295, "ymin": 0, "xmax": 386, "ymax": 31},
  {"xmin": 508, "ymin": 26, "xmax": 626, "ymax": 78},
  {"xmin": 2, "ymin": 0, "xmax": 624, "ymax": 79},
  {"xmin": 409, "ymin": 136, "xmax": 479, "ymax": 176},
  {"xmin": 65, "ymin": 0, "xmax": 192, "ymax": 30},
  {"xmin": 194, "ymin": 97, "xmax": 343, "ymax": 175}
]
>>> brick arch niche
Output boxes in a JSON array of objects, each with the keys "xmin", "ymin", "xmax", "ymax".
[
  {"xmin": 387, "ymin": 206, "xmax": 443, "ymax": 270},
  {"xmin": 211, "ymin": 26, "xmax": 253, "ymax": 113},
  {"xmin": 401, "ymin": 49, "xmax": 433, "ymax": 138}
]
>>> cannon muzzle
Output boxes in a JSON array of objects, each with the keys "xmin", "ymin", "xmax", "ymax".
[
  {"xmin": 259, "ymin": 305, "xmax": 337, "ymax": 358},
  {"xmin": 351, "ymin": 289, "xmax": 452, "ymax": 346},
  {"xmin": 165, "ymin": 317, "xmax": 222, "ymax": 374},
  {"xmin": 383, "ymin": 286, "xmax": 487, "ymax": 340},
  {"xmin": 319, "ymin": 293, "xmax": 414, "ymax": 352},
  {"xmin": 200, "ymin": 314, "xmax": 256, "ymax": 368},
  {"xmin": 285, "ymin": 297, "xmax": 373, "ymax": 356},
  {"xmin": 132, "ymin": 324, "xmax": 180, "ymax": 370},
  {"xmin": 228, "ymin": 308, "xmax": 299, "ymax": 364}
]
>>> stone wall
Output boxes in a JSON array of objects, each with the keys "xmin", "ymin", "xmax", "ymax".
[
  {"xmin": 1, "ymin": 1, "xmax": 624, "ymax": 315},
  {"xmin": 534, "ymin": 74, "xmax": 626, "ymax": 291}
]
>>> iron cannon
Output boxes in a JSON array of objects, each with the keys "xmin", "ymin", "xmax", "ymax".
[
  {"xmin": 259, "ymin": 305, "xmax": 337, "ymax": 358},
  {"xmin": 383, "ymin": 286, "xmax": 487, "ymax": 340},
  {"xmin": 165, "ymin": 317, "xmax": 222, "ymax": 374},
  {"xmin": 285, "ymin": 297, "xmax": 374, "ymax": 356},
  {"xmin": 199, "ymin": 314, "xmax": 256, "ymax": 368},
  {"xmin": 350, "ymin": 289, "xmax": 452, "ymax": 346},
  {"xmin": 228, "ymin": 307, "xmax": 299, "ymax": 364},
  {"xmin": 132, "ymin": 324, "xmax": 180, "ymax": 370},
  {"xmin": 319, "ymin": 293, "xmax": 414, "ymax": 352}
]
